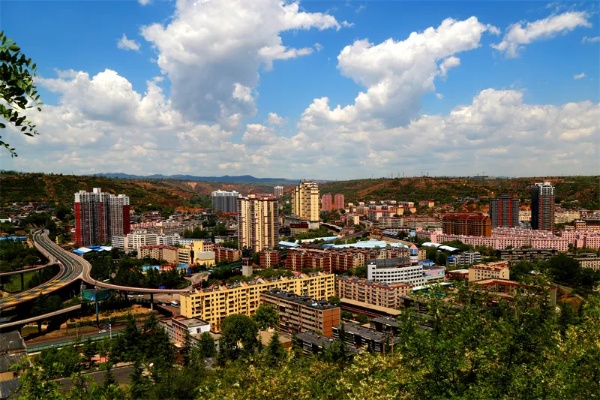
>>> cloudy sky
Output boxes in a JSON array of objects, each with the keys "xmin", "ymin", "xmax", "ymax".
[{"xmin": 2, "ymin": 0, "xmax": 598, "ymax": 179}]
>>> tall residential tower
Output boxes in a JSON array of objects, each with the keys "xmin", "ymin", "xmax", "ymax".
[
  {"xmin": 489, "ymin": 195, "xmax": 520, "ymax": 228},
  {"xmin": 237, "ymin": 194, "xmax": 279, "ymax": 253},
  {"xmin": 211, "ymin": 190, "xmax": 240, "ymax": 213},
  {"xmin": 531, "ymin": 182, "xmax": 555, "ymax": 231},
  {"xmin": 74, "ymin": 188, "xmax": 130, "ymax": 247},
  {"xmin": 292, "ymin": 181, "xmax": 320, "ymax": 229}
]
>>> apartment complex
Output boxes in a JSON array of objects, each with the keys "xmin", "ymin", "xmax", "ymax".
[
  {"xmin": 531, "ymin": 182, "xmax": 555, "ymax": 231},
  {"xmin": 442, "ymin": 213, "xmax": 492, "ymax": 237},
  {"xmin": 273, "ymin": 186, "xmax": 284, "ymax": 198},
  {"xmin": 285, "ymin": 246, "xmax": 408, "ymax": 274},
  {"xmin": 321, "ymin": 193, "xmax": 332, "ymax": 212},
  {"xmin": 179, "ymin": 272, "xmax": 335, "ymax": 332},
  {"xmin": 237, "ymin": 194, "xmax": 279, "ymax": 253},
  {"xmin": 336, "ymin": 276, "xmax": 411, "ymax": 309},
  {"xmin": 260, "ymin": 290, "xmax": 341, "ymax": 338},
  {"xmin": 112, "ymin": 230, "xmax": 182, "ymax": 252},
  {"xmin": 138, "ymin": 245, "xmax": 179, "ymax": 264},
  {"xmin": 367, "ymin": 263, "xmax": 426, "ymax": 286},
  {"xmin": 211, "ymin": 190, "xmax": 240, "ymax": 213},
  {"xmin": 213, "ymin": 245, "xmax": 241, "ymax": 263},
  {"xmin": 74, "ymin": 188, "xmax": 130, "ymax": 246},
  {"xmin": 446, "ymin": 252, "xmax": 482, "ymax": 268},
  {"xmin": 334, "ymin": 194, "xmax": 345, "ymax": 211},
  {"xmin": 258, "ymin": 250, "xmax": 281, "ymax": 268},
  {"xmin": 292, "ymin": 181, "xmax": 320, "ymax": 229},
  {"xmin": 333, "ymin": 322, "xmax": 399, "ymax": 354},
  {"xmin": 468, "ymin": 261, "xmax": 510, "ymax": 282},
  {"xmin": 489, "ymin": 195, "xmax": 520, "ymax": 228}
]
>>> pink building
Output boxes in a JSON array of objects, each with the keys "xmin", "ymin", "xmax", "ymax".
[
  {"xmin": 334, "ymin": 194, "xmax": 345, "ymax": 210},
  {"xmin": 321, "ymin": 194, "xmax": 333, "ymax": 212}
]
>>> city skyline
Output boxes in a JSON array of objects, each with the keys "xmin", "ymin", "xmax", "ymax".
[{"xmin": 1, "ymin": 0, "xmax": 598, "ymax": 179}]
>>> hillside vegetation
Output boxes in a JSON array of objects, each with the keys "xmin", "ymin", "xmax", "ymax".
[
  {"xmin": 320, "ymin": 176, "xmax": 599, "ymax": 209},
  {"xmin": 1, "ymin": 172, "xmax": 598, "ymax": 210},
  {"xmin": 0, "ymin": 172, "xmax": 281, "ymax": 210}
]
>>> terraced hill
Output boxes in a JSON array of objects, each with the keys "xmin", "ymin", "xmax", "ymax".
[
  {"xmin": 320, "ymin": 176, "xmax": 600, "ymax": 209},
  {"xmin": 1, "ymin": 173, "xmax": 597, "ymax": 211}
]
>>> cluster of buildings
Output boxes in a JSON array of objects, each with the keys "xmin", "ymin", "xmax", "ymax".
[{"xmin": 321, "ymin": 193, "xmax": 345, "ymax": 212}]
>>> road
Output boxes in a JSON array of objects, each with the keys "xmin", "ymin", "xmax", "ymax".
[
  {"xmin": 35, "ymin": 231, "xmax": 193, "ymax": 294},
  {"xmin": 0, "ymin": 232, "xmax": 191, "ymax": 313},
  {"xmin": 0, "ymin": 304, "xmax": 82, "ymax": 330},
  {"xmin": 56, "ymin": 365, "xmax": 134, "ymax": 391},
  {"xmin": 0, "ymin": 232, "xmax": 83, "ymax": 310}
]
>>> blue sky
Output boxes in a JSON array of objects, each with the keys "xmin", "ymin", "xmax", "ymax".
[{"xmin": 1, "ymin": 0, "xmax": 598, "ymax": 179}]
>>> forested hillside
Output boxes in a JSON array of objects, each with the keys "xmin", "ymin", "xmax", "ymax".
[{"xmin": 319, "ymin": 176, "xmax": 599, "ymax": 209}]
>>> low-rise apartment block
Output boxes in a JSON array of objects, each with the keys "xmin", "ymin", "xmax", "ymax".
[
  {"xmin": 213, "ymin": 245, "xmax": 241, "ymax": 263},
  {"xmin": 446, "ymin": 252, "xmax": 481, "ymax": 268},
  {"xmin": 468, "ymin": 261, "xmax": 510, "ymax": 282},
  {"xmin": 367, "ymin": 262, "xmax": 426, "ymax": 286},
  {"xmin": 138, "ymin": 245, "xmax": 179, "ymax": 264},
  {"xmin": 333, "ymin": 322, "xmax": 399, "ymax": 354},
  {"xmin": 294, "ymin": 331, "xmax": 334, "ymax": 357},
  {"xmin": 336, "ymin": 276, "xmax": 411, "ymax": 309},
  {"xmin": 259, "ymin": 250, "xmax": 281, "ymax": 268},
  {"xmin": 180, "ymin": 272, "xmax": 335, "ymax": 332},
  {"xmin": 260, "ymin": 290, "xmax": 341, "ymax": 338}
]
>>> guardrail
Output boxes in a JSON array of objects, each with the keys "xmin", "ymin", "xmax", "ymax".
[{"xmin": 26, "ymin": 330, "xmax": 123, "ymax": 353}]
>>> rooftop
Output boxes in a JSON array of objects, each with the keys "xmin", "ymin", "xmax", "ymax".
[
  {"xmin": 0, "ymin": 332, "xmax": 25, "ymax": 354},
  {"xmin": 262, "ymin": 290, "xmax": 338, "ymax": 310}
]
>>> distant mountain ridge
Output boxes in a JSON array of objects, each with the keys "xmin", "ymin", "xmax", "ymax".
[{"xmin": 96, "ymin": 173, "xmax": 300, "ymax": 184}]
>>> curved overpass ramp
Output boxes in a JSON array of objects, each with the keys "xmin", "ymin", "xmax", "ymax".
[
  {"xmin": 34, "ymin": 232, "xmax": 191, "ymax": 295},
  {"xmin": 0, "ymin": 232, "xmax": 82, "ymax": 310}
]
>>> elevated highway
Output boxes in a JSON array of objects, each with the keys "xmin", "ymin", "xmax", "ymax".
[
  {"xmin": 0, "ymin": 232, "xmax": 82, "ymax": 310},
  {"xmin": 35, "ymin": 232, "xmax": 192, "ymax": 294},
  {"xmin": 1, "ymin": 232, "xmax": 191, "ymax": 312},
  {"xmin": 0, "ymin": 304, "xmax": 82, "ymax": 330}
]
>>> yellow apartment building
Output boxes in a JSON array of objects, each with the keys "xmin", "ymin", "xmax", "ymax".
[
  {"xmin": 468, "ymin": 261, "xmax": 510, "ymax": 282},
  {"xmin": 180, "ymin": 272, "xmax": 335, "ymax": 332}
]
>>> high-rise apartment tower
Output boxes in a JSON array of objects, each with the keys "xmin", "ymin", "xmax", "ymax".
[
  {"xmin": 292, "ymin": 181, "xmax": 320, "ymax": 229},
  {"xmin": 211, "ymin": 190, "xmax": 240, "ymax": 213},
  {"xmin": 334, "ymin": 194, "xmax": 345, "ymax": 210},
  {"xmin": 321, "ymin": 193, "xmax": 333, "ymax": 212},
  {"xmin": 531, "ymin": 182, "xmax": 555, "ymax": 231},
  {"xmin": 74, "ymin": 188, "xmax": 130, "ymax": 247},
  {"xmin": 237, "ymin": 194, "xmax": 279, "ymax": 253},
  {"xmin": 489, "ymin": 195, "xmax": 520, "ymax": 228}
]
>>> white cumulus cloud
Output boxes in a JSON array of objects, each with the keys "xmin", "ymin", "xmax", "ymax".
[
  {"xmin": 267, "ymin": 112, "xmax": 285, "ymax": 126},
  {"xmin": 141, "ymin": 0, "xmax": 345, "ymax": 127},
  {"xmin": 301, "ymin": 17, "xmax": 495, "ymax": 127},
  {"xmin": 117, "ymin": 34, "xmax": 141, "ymax": 51},
  {"xmin": 582, "ymin": 36, "xmax": 600, "ymax": 43},
  {"xmin": 573, "ymin": 72, "xmax": 586, "ymax": 80},
  {"xmin": 493, "ymin": 11, "xmax": 591, "ymax": 57}
]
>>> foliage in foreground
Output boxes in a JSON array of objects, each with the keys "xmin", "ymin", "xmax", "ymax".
[{"xmin": 15, "ymin": 289, "xmax": 600, "ymax": 399}]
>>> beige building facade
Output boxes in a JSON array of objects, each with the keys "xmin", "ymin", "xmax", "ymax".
[
  {"xmin": 292, "ymin": 181, "xmax": 320, "ymax": 229},
  {"xmin": 468, "ymin": 261, "xmax": 510, "ymax": 282},
  {"xmin": 237, "ymin": 194, "xmax": 279, "ymax": 253},
  {"xmin": 180, "ymin": 273, "xmax": 335, "ymax": 332}
]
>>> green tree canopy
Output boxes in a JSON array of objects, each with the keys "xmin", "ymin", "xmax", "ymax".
[
  {"xmin": 252, "ymin": 304, "xmax": 278, "ymax": 330},
  {"xmin": 219, "ymin": 314, "xmax": 260, "ymax": 363},
  {"xmin": 0, "ymin": 32, "xmax": 42, "ymax": 156}
]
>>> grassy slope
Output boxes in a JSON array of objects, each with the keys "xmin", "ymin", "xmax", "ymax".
[
  {"xmin": 1, "ymin": 173, "xmax": 597, "ymax": 210},
  {"xmin": 320, "ymin": 176, "xmax": 600, "ymax": 209}
]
